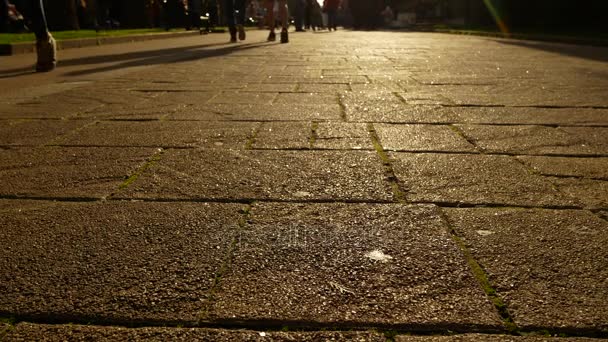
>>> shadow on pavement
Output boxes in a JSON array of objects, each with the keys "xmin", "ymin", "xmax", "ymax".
[
  {"xmin": 493, "ymin": 39, "xmax": 608, "ymax": 62},
  {"xmin": 0, "ymin": 41, "xmax": 270, "ymax": 78}
]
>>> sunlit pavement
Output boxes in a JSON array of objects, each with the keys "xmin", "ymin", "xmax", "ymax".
[{"xmin": 1, "ymin": 29, "xmax": 607, "ymax": 340}]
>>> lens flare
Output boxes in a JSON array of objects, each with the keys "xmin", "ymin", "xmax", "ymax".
[{"xmin": 482, "ymin": 0, "xmax": 509, "ymax": 37}]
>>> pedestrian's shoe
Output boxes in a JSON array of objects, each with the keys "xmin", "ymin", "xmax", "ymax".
[
  {"xmin": 35, "ymin": 33, "xmax": 57, "ymax": 72},
  {"xmin": 229, "ymin": 26, "xmax": 237, "ymax": 43},
  {"xmin": 267, "ymin": 31, "xmax": 276, "ymax": 41},
  {"xmin": 280, "ymin": 28, "xmax": 289, "ymax": 43},
  {"xmin": 237, "ymin": 24, "xmax": 246, "ymax": 41}
]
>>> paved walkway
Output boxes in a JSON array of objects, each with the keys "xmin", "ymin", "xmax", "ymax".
[{"xmin": 1, "ymin": 29, "xmax": 607, "ymax": 341}]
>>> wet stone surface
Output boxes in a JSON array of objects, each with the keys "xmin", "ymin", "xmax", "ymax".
[
  {"xmin": 56, "ymin": 120, "xmax": 257, "ymax": 149},
  {"xmin": 0, "ymin": 147, "xmax": 156, "ymax": 199},
  {"xmin": 375, "ymin": 124, "xmax": 476, "ymax": 152},
  {"xmin": 253, "ymin": 122, "xmax": 311, "ymax": 150},
  {"xmin": 314, "ymin": 122, "xmax": 373, "ymax": 150},
  {"xmin": 450, "ymin": 106, "xmax": 608, "ymax": 126},
  {"xmin": 443, "ymin": 208, "xmax": 608, "ymax": 331},
  {"xmin": 396, "ymin": 334, "xmax": 603, "ymax": 341},
  {"xmin": 390, "ymin": 153, "xmax": 575, "ymax": 207},
  {"xmin": 548, "ymin": 177, "xmax": 608, "ymax": 210},
  {"xmin": 456, "ymin": 125, "xmax": 605, "ymax": 156},
  {"xmin": 347, "ymin": 105, "xmax": 456, "ymax": 123},
  {"xmin": 0, "ymin": 200, "xmax": 242, "ymax": 323},
  {"xmin": 167, "ymin": 103, "xmax": 342, "ymax": 121},
  {"xmin": 0, "ymin": 119, "xmax": 91, "ymax": 146},
  {"xmin": 517, "ymin": 156, "xmax": 608, "ymax": 179},
  {"xmin": 118, "ymin": 149, "xmax": 393, "ymax": 202},
  {"xmin": 207, "ymin": 203, "xmax": 502, "ymax": 329},
  {"xmin": 6, "ymin": 323, "xmax": 386, "ymax": 341}
]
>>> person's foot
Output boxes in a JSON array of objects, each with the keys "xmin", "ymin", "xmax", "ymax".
[
  {"xmin": 267, "ymin": 31, "xmax": 276, "ymax": 41},
  {"xmin": 35, "ymin": 33, "xmax": 57, "ymax": 72},
  {"xmin": 237, "ymin": 25, "xmax": 246, "ymax": 40},
  {"xmin": 280, "ymin": 28, "xmax": 289, "ymax": 43},
  {"xmin": 229, "ymin": 26, "xmax": 237, "ymax": 43}
]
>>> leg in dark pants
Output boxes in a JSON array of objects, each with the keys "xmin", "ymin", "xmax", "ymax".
[
  {"xmin": 25, "ymin": 0, "xmax": 49, "ymax": 40},
  {"xmin": 0, "ymin": 0, "xmax": 8, "ymax": 30},
  {"xmin": 10, "ymin": 0, "xmax": 55, "ymax": 71},
  {"xmin": 224, "ymin": 0, "xmax": 245, "ymax": 41}
]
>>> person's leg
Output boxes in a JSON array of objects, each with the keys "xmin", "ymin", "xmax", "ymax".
[
  {"xmin": 0, "ymin": 0, "xmax": 8, "ymax": 31},
  {"xmin": 294, "ymin": 0, "xmax": 303, "ymax": 31},
  {"xmin": 264, "ymin": 0, "xmax": 275, "ymax": 41},
  {"xmin": 23, "ymin": 0, "xmax": 56, "ymax": 71},
  {"xmin": 223, "ymin": 0, "xmax": 236, "ymax": 41},
  {"xmin": 235, "ymin": 0, "xmax": 245, "ymax": 40},
  {"xmin": 328, "ymin": 9, "xmax": 336, "ymax": 30},
  {"xmin": 278, "ymin": 0, "xmax": 288, "ymax": 43}
]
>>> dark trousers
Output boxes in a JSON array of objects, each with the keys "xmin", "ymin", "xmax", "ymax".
[
  {"xmin": 223, "ymin": 0, "xmax": 245, "ymax": 29},
  {"xmin": 327, "ymin": 8, "xmax": 337, "ymax": 30},
  {"xmin": 0, "ymin": 0, "xmax": 48, "ymax": 39}
]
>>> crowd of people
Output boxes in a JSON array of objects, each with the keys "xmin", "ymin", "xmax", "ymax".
[{"xmin": 1, "ymin": 0, "xmax": 394, "ymax": 72}]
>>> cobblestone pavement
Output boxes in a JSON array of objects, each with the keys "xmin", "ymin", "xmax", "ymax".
[{"xmin": 1, "ymin": 30, "xmax": 607, "ymax": 341}]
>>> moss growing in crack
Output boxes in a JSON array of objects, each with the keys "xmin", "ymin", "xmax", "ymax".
[
  {"xmin": 445, "ymin": 226, "xmax": 519, "ymax": 334},
  {"xmin": 367, "ymin": 123, "xmax": 408, "ymax": 203},
  {"xmin": 199, "ymin": 204, "xmax": 252, "ymax": 321},
  {"xmin": 338, "ymin": 97, "xmax": 348, "ymax": 122},
  {"xmin": 118, "ymin": 150, "xmax": 163, "ymax": 190},
  {"xmin": 245, "ymin": 123, "xmax": 263, "ymax": 150},
  {"xmin": 383, "ymin": 330, "xmax": 399, "ymax": 341},
  {"xmin": 309, "ymin": 122, "xmax": 319, "ymax": 149}
]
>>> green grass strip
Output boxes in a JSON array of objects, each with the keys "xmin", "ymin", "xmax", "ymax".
[{"xmin": 0, "ymin": 28, "xmax": 186, "ymax": 44}]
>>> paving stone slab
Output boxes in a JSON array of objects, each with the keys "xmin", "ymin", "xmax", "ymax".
[
  {"xmin": 559, "ymin": 127, "xmax": 608, "ymax": 152},
  {"xmin": 450, "ymin": 107, "xmax": 608, "ymax": 126},
  {"xmin": 81, "ymin": 103, "xmax": 186, "ymax": 120},
  {"xmin": 118, "ymin": 149, "xmax": 393, "ymax": 202},
  {"xmin": 0, "ymin": 147, "xmax": 157, "ymax": 199},
  {"xmin": 390, "ymin": 153, "xmax": 575, "ymax": 207},
  {"xmin": 456, "ymin": 125, "xmax": 604, "ymax": 156},
  {"xmin": 548, "ymin": 177, "xmax": 608, "ymax": 210},
  {"xmin": 298, "ymin": 83, "xmax": 351, "ymax": 92},
  {"xmin": 208, "ymin": 92, "xmax": 277, "ymax": 105},
  {"xmin": 274, "ymin": 92, "xmax": 339, "ymax": 105},
  {"xmin": 439, "ymin": 85, "xmax": 608, "ymax": 107},
  {"xmin": 0, "ymin": 200, "xmax": 241, "ymax": 323},
  {"xmin": 517, "ymin": 156, "xmax": 608, "ymax": 179},
  {"xmin": 56, "ymin": 121, "xmax": 256, "ymax": 149},
  {"xmin": 0, "ymin": 119, "xmax": 91, "ymax": 146},
  {"xmin": 207, "ymin": 203, "xmax": 502, "ymax": 329},
  {"xmin": 0, "ymin": 91, "xmax": 104, "ymax": 119},
  {"xmin": 253, "ymin": 122, "xmax": 311, "ymax": 149},
  {"xmin": 314, "ymin": 122, "xmax": 373, "ymax": 150},
  {"xmin": 1, "ymin": 323, "xmax": 11, "ymax": 339},
  {"xmin": 399, "ymin": 92, "xmax": 453, "ymax": 106},
  {"xmin": 152, "ymin": 90, "xmax": 218, "ymax": 105},
  {"xmin": 375, "ymin": 124, "xmax": 476, "ymax": 153},
  {"xmin": 341, "ymin": 91, "xmax": 405, "ymax": 120},
  {"xmin": 261, "ymin": 75, "xmax": 369, "ymax": 84},
  {"xmin": 348, "ymin": 105, "xmax": 456, "ymax": 123},
  {"xmin": 167, "ymin": 103, "xmax": 342, "ymax": 121},
  {"xmin": 443, "ymin": 208, "xmax": 608, "ymax": 331},
  {"xmin": 6, "ymin": 323, "xmax": 386, "ymax": 341},
  {"xmin": 396, "ymin": 334, "xmax": 602, "ymax": 341}
]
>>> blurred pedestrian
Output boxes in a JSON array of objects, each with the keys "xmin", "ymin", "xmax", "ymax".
[
  {"xmin": 304, "ymin": 0, "xmax": 313, "ymax": 30},
  {"xmin": 294, "ymin": 0, "xmax": 304, "ymax": 32},
  {"xmin": 323, "ymin": 0, "xmax": 339, "ymax": 31},
  {"xmin": 264, "ymin": 0, "xmax": 288, "ymax": 43},
  {"xmin": 0, "ymin": 0, "xmax": 56, "ymax": 71},
  {"xmin": 224, "ymin": 0, "xmax": 245, "ymax": 42}
]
